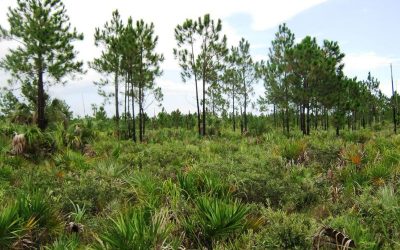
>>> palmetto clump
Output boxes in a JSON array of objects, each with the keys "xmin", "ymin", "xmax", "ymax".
[{"xmin": 11, "ymin": 132, "xmax": 26, "ymax": 155}]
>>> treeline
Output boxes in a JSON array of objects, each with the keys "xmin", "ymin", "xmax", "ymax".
[
  {"xmin": 0, "ymin": 0, "xmax": 397, "ymax": 140},
  {"xmin": 258, "ymin": 24, "xmax": 393, "ymax": 136}
]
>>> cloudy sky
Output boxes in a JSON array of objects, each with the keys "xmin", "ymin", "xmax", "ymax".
[{"xmin": 0, "ymin": 0, "xmax": 399, "ymax": 117}]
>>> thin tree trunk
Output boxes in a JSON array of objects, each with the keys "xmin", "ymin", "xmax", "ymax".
[
  {"xmin": 124, "ymin": 81, "xmax": 127, "ymax": 139},
  {"xmin": 301, "ymin": 104, "xmax": 306, "ymax": 135},
  {"xmin": 139, "ymin": 87, "xmax": 143, "ymax": 142},
  {"xmin": 306, "ymin": 103, "xmax": 310, "ymax": 135},
  {"xmin": 190, "ymin": 39, "xmax": 201, "ymax": 136},
  {"xmin": 243, "ymin": 77, "xmax": 248, "ymax": 133},
  {"xmin": 127, "ymin": 75, "xmax": 131, "ymax": 139},
  {"xmin": 37, "ymin": 59, "xmax": 46, "ymax": 130},
  {"xmin": 314, "ymin": 107, "xmax": 318, "ymax": 130},
  {"xmin": 131, "ymin": 76, "xmax": 136, "ymax": 142},
  {"xmin": 232, "ymin": 86, "xmax": 236, "ymax": 132},
  {"xmin": 114, "ymin": 71, "xmax": 120, "ymax": 138},
  {"xmin": 286, "ymin": 108, "xmax": 290, "ymax": 134},
  {"xmin": 202, "ymin": 51, "xmax": 207, "ymax": 136}
]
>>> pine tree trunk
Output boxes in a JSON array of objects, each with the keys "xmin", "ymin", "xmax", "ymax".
[
  {"xmin": 232, "ymin": 87, "xmax": 236, "ymax": 132},
  {"xmin": 127, "ymin": 77, "xmax": 131, "ymax": 139},
  {"xmin": 202, "ymin": 78, "xmax": 206, "ymax": 136},
  {"xmin": 142, "ymin": 109, "xmax": 146, "ymax": 138},
  {"xmin": 139, "ymin": 86, "xmax": 143, "ymax": 142},
  {"xmin": 306, "ymin": 102, "xmax": 310, "ymax": 135},
  {"xmin": 114, "ymin": 70, "xmax": 119, "ymax": 138},
  {"xmin": 131, "ymin": 79, "xmax": 136, "ymax": 142},
  {"xmin": 286, "ymin": 108, "xmax": 290, "ymax": 134},
  {"xmin": 302, "ymin": 105, "xmax": 305, "ymax": 134},
  {"xmin": 243, "ymin": 78, "xmax": 248, "ymax": 132},
  {"xmin": 124, "ymin": 81, "xmax": 127, "ymax": 139},
  {"xmin": 314, "ymin": 107, "xmax": 318, "ymax": 130},
  {"xmin": 37, "ymin": 60, "xmax": 46, "ymax": 131}
]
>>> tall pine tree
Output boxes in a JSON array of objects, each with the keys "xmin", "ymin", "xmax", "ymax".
[{"xmin": 0, "ymin": 0, "xmax": 83, "ymax": 130}]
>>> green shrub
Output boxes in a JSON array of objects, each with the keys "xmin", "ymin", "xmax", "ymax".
[
  {"xmin": 327, "ymin": 215, "xmax": 378, "ymax": 249},
  {"xmin": 16, "ymin": 192, "xmax": 62, "ymax": 242},
  {"xmin": 0, "ymin": 203, "xmax": 22, "ymax": 248},
  {"xmin": 98, "ymin": 208, "xmax": 171, "ymax": 249},
  {"xmin": 254, "ymin": 208, "xmax": 316, "ymax": 249},
  {"xmin": 45, "ymin": 235, "xmax": 81, "ymax": 250},
  {"xmin": 280, "ymin": 139, "xmax": 307, "ymax": 163},
  {"xmin": 185, "ymin": 196, "xmax": 250, "ymax": 249}
]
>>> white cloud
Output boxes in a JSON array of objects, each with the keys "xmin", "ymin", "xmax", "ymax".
[
  {"xmin": 253, "ymin": 54, "xmax": 268, "ymax": 62},
  {"xmin": 344, "ymin": 52, "xmax": 399, "ymax": 72}
]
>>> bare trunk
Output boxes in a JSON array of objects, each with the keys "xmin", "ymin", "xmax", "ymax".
[
  {"xmin": 202, "ymin": 76, "xmax": 206, "ymax": 136},
  {"xmin": 114, "ymin": 70, "xmax": 119, "ymax": 138},
  {"xmin": 243, "ymin": 77, "xmax": 248, "ymax": 133},
  {"xmin": 124, "ymin": 80, "xmax": 127, "ymax": 138},
  {"xmin": 37, "ymin": 59, "xmax": 46, "ymax": 131},
  {"xmin": 131, "ymin": 75, "xmax": 136, "ymax": 142},
  {"xmin": 232, "ymin": 86, "xmax": 236, "ymax": 131}
]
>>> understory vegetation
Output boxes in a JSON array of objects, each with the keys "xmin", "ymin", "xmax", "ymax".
[{"xmin": 1, "ymin": 118, "xmax": 400, "ymax": 249}]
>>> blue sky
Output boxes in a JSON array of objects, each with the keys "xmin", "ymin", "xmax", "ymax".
[{"xmin": 0, "ymin": 0, "xmax": 399, "ymax": 117}]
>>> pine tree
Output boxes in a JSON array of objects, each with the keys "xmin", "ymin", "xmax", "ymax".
[
  {"xmin": 174, "ymin": 19, "xmax": 202, "ymax": 136},
  {"xmin": 133, "ymin": 19, "xmax": 164, "ymax": 142},
  {"xmin": 174, "ymin": 14, "xmax": 227, "ymax": 136},
  {"xmin": 0, "ymin": 0, "xmax": 83, "ymax": 130},
  {"xmin": 235, "ymin": 38, "xmax": 257, "ymax": 133},
  {"xmin": 223, "ymin": 46, "xmax": 242, "ymax": 131},
  {"xmin": 90, "ymin": 9, "xmax": 124, "ymax": 137},
  {"xmin": 260, "ymin": 24, "xmax": 295, "ymax": 134}
]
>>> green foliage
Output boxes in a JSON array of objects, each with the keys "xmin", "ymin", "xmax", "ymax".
[
  {"xmin": 185, "ymin": 196, "xmax": 249, "ymax": 248},
  {"xmin": 98, "ymin": 208, "xmax": 171, "ymax": 249},
  {"xmin": 280, "ymin": 139, "xmax": 307, "ymax": 163},
  {"xmin": 0, "ymin": 0, "xmax": 84, "ymax": 129},
  {"xmin": 16, "ymin": 192, "xmax": 61, "ymax": 241},
  {"xmin": 45, "ymin": 235, "xmax": 81, "ymax": 250},
  {"xmin": 0, "ymin": 203, "xmax": 22, "ymax": 248},
  {"xmin": 255, "ymin": 208, "xmax": 316, "ymax": 249}
]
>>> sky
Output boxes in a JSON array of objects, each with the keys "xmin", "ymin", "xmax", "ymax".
[{"xmin": 0, "ymin": 0, "xmax": 399, "ymax": 117}]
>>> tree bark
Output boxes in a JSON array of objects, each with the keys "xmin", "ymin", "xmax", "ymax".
[
  {"xmin": 232, "ymin": 85, "xmax": 236, "ymax": 132},
  {"xmin": 114, "ymin": 70, "xmax": 119, "ymax": 138},
  {"xmin": 243, "ymin": 76, "xmax": 248, "ymax": 133},
  {"xmin": 131, "ymin": 75, "xmax": 136, "ymax": 142},
  {"xmin": 37, "ymin": 58, "xmax": 46, "ymax": 130},
  {"xmin": 124, "ymin": 80, "xmax": 127, "ymax": 138},
  {"xmin": 202, "ymin": 76, "xmax": 206, "ymax": 136},
  {"xmin": 285, "ymin": 108, "xmax": 290, "ymax": 134}
]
